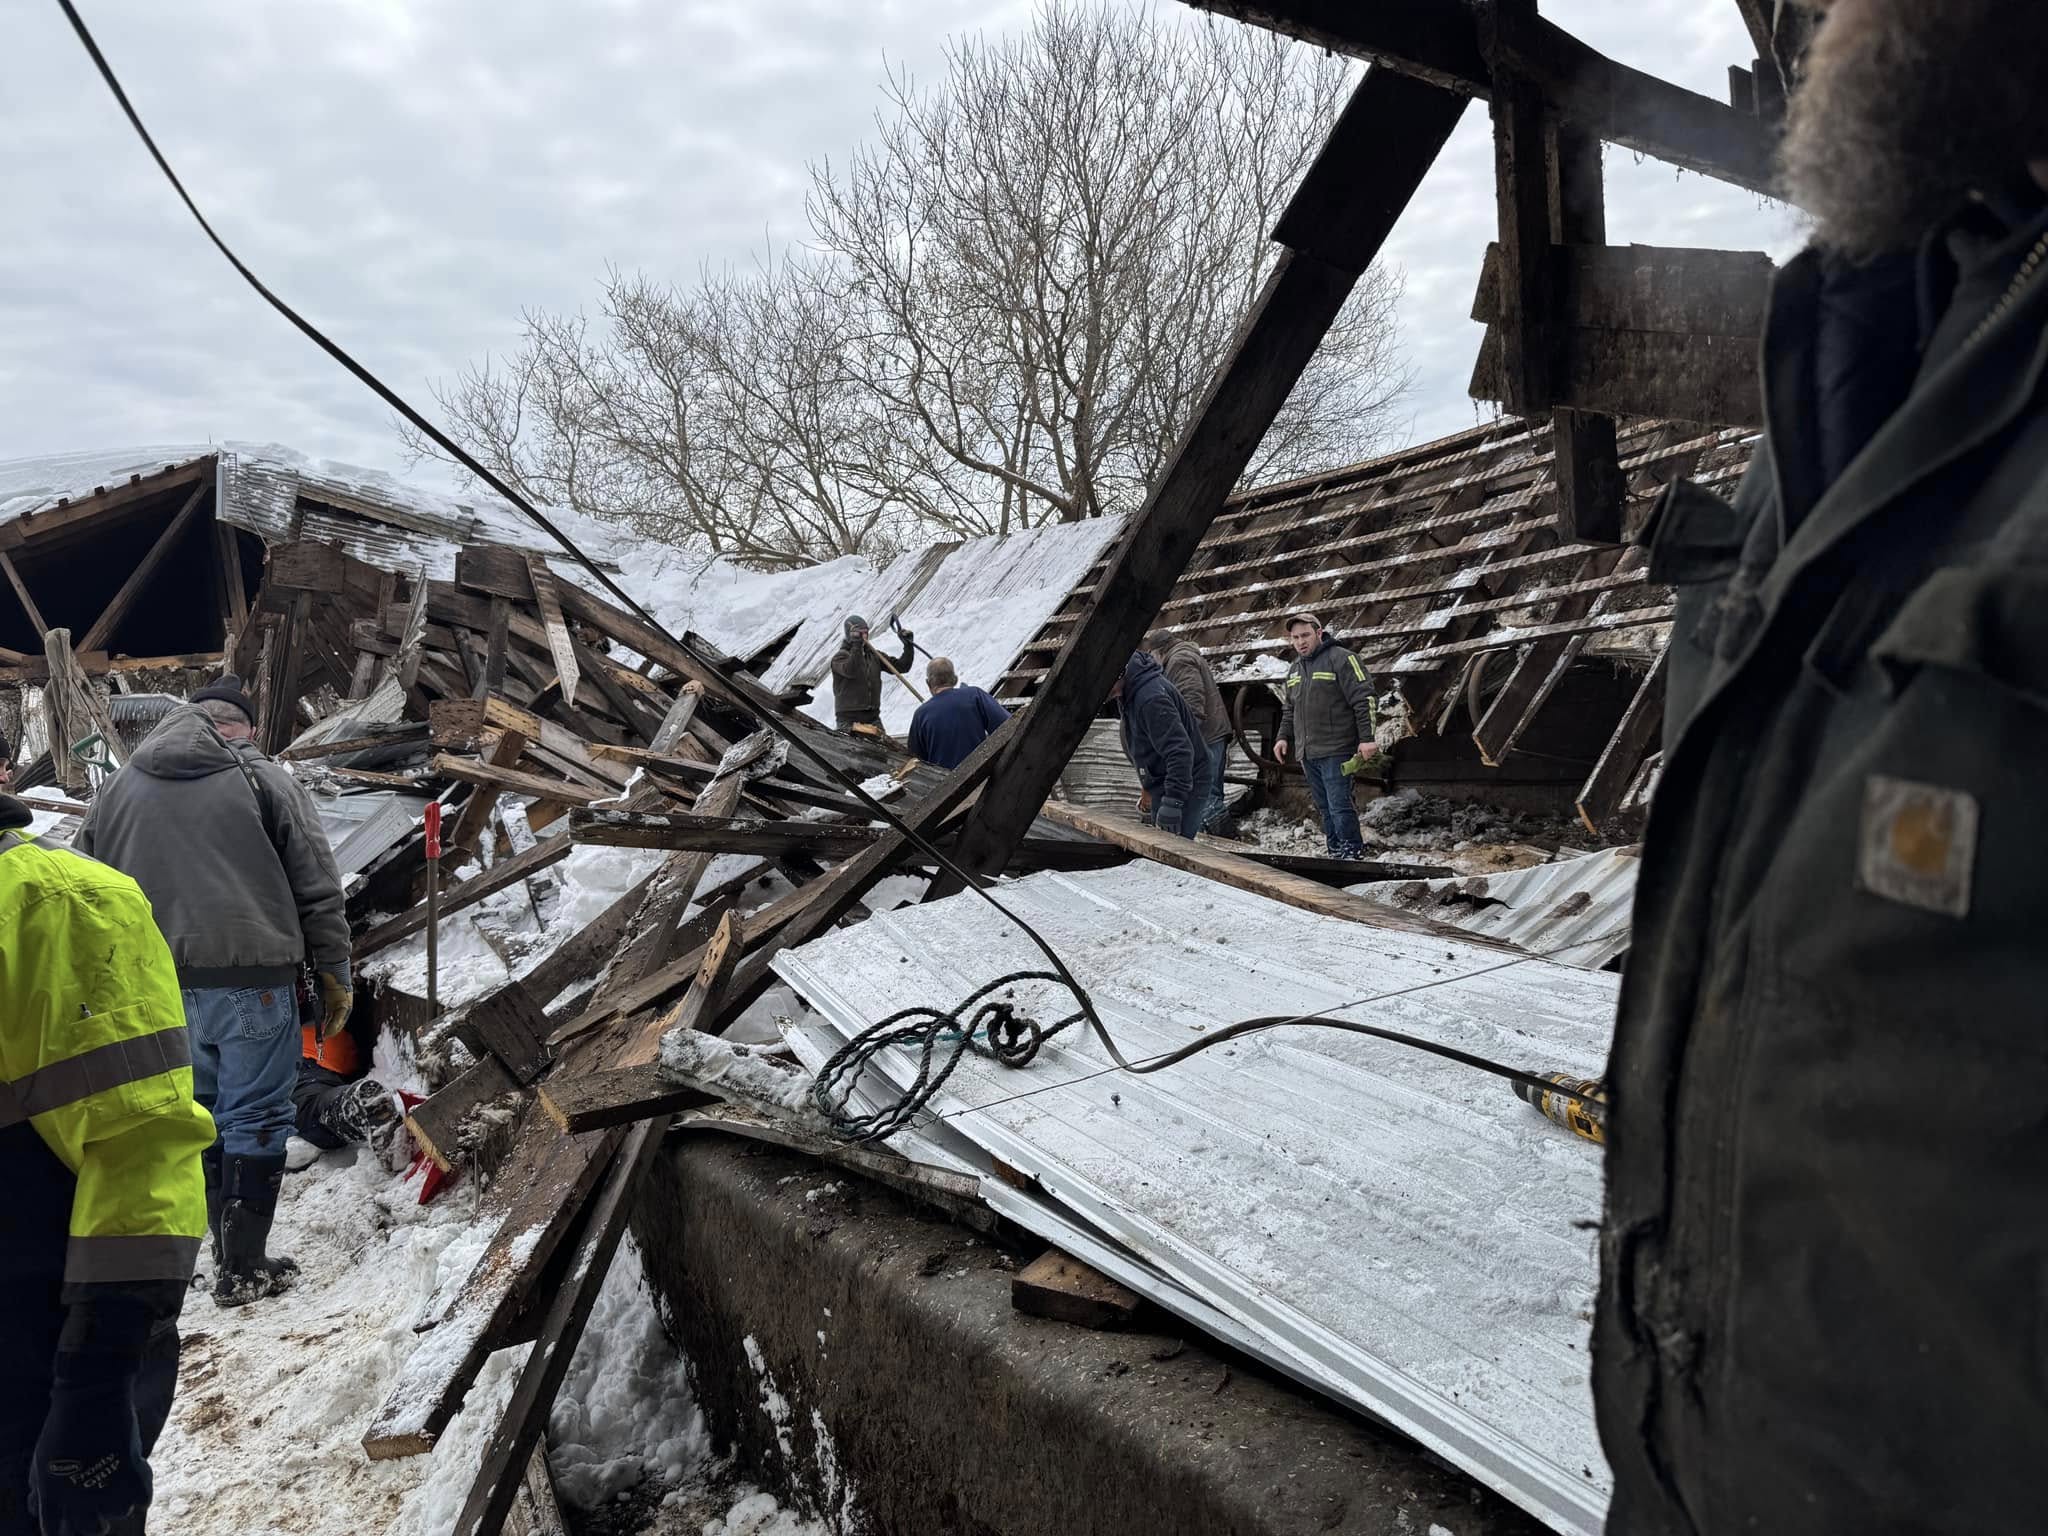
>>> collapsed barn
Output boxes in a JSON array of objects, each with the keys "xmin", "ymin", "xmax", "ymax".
[{"xmin": 0, "ymin": 1, "xmax": 1804, "ymax": 1530}]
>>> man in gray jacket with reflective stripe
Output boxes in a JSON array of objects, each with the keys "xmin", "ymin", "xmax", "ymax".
[
  {"xmin": 78, "ymin": 678, "xmax": 351, "ymax": 1307},
  {"xmin": 1273, "ymin": 613, "xmax": 1376, "ymax": 858}
]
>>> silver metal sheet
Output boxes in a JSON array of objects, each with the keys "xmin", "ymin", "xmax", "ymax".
[
  {"xmin": 772, "ymin": 861, "xmax": 1616, "ymax": 1535},
  {"xmin": 1351, "ymin": 847, "xmax": 1641, "ymax": 971}
]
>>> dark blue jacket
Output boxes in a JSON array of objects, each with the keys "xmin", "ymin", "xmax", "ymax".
[
  {"xmin": 907, "ymin": 686, "xmax": 1009, "ymax": 771},
  {"xmin": 1115, "ymin": 651, "xmax": 1201, "ymax": 808}
]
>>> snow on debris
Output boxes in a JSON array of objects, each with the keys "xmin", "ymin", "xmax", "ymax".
[{"xmin": 153, "ymin": 1138, "xmax": 839, "ymax": 1535}]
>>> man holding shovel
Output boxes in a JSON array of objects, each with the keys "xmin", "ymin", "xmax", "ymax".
[{"xmin": 830, "ymin": 614, "xmax": 917, "ymax": 733}]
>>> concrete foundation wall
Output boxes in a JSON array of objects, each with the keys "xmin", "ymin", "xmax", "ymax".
[{"xmin": 631, "ymin": 1138, "xmax": 1547, "ymax": 1536}]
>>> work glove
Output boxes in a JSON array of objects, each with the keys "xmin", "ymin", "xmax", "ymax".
[
  {"xmin": 31, "ymin": 1365, "xmax": 150, "ymax": 1536},
  {"xmin": 316, "ymin": 969, "xmax": 354, "ymax": 1044},
  {"xmin": 1156, "ymin": 797, "xmax": 1186, "ymax": 836}
]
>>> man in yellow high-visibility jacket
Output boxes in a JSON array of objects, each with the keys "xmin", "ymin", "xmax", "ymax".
[{"xmin": 0, "ymin": 794, "xmax": 214, "ymax": 1535}]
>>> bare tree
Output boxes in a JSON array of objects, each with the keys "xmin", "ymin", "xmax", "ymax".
[{"xmin": 411, "ymin": 2, "xmax": 1408, "ymax": 563}]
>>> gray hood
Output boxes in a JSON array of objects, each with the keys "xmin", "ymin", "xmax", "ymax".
[{"xmin": 128, "ymin": 704, "xmax": 252, "ymax": 781}]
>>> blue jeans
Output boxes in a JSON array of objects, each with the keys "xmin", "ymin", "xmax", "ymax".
[
  {"xmin": 1302, "ymin": 756, "xmax": 1364, "ymax": 857},
  {"xmin": 184, "ymin": 985, "xmax": 300, "ymax": 1159},
  {"xmin": 1201, "ymin": 738, "xmax": 1229, "ymax": 830}
]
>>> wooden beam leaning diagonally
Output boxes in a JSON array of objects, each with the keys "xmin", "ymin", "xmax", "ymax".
[
  {"xmin": 0, "ymin": 550, "xmax": 49, "ymax": 634},
  {"xmin": 79, "ymin": 474, "xmax": 213, "ymax": 654},
  {"xmin": 1577, "ymin": 647, "xmax": 1668, "ymax": 833},
  {"xmin": 935, "ymin": 68, "xmax": 1470, "ymax": 891},
  {"xmin": 703, "ymin": 714, "xmax": 1017, "ymax": 1027},
  {"xmin": 526, "ymin": 554, "xmax": 581, "ymax": 712}
]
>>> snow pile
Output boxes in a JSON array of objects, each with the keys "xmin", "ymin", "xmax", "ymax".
[
  {"xmin": 358, "ymin": 841, "xmax": 765, "ymax": 1015},
  {"xmin": 150, "ymin": 1148, "xmax": 503, "ymax": 1536},
  {"xmin": 548, "ymin": 1237, "xmax": 710, "ymax": 1509},
  {"xmin": 703, "ymin": 1491, "xmax": 830, "ymax": 1536},
  {"xmin": 151, "ymin": 1143, "xmax": 845, "ymax": 1536}
]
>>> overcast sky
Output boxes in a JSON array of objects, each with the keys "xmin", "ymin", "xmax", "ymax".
[{"xmin": 1, "ymin": 0, "xmax": 1805, "ymax": 487}]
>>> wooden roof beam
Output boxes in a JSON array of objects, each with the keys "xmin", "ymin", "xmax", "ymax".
[
  {"xmin": 1179, "ymin": 0, "xmax": 1781, "ymax": 195},
  {"xmin": 79, "ymin": 473, "xmax": 214, "ymax": 654},
  {"xmin": 935, "ymin": 67, "xmax": 1471, "ymax": 891}
]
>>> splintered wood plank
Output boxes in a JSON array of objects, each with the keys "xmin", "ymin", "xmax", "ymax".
[
  {"xmin": 538, "ymin": 1065, "xmax": 709, "ymax": 1134},
  {"xmin": 404, "ymin": 1056, "xmax": 521, "ymax": 1175},
  {"xmin": 444, "ymin": 728, "xmax": 530, "ymax": 863},
  {"xmin": 449, "ymin": 1120, "xmax": 661, "ymax": 1536},
  {"xmin": 430, "ymin": 753, "xmax": 609, "ymax": 807},
  {"xmin": 1012, "ymin": 1250, "xmax": 1142, "ymax": 1330},
  {"xmin": 1037, "ymin": 802, "xmax": 1501, "ymax": 949},
  {"xmin": 526, "ymin": 555, "xmax": 580, "ymax": 712},
  {"xmin": 558, "ymin": 873, "xmax": 819, "ymax": 1047},
  {"xmin": 661, "ymin": 910, "xmax": 744, "ymax": 1040},
  {"xmin": 362, "ymin": 1115, "xmax": 623, "ymax": 1459},
  {"xmin": 449, "ymin": 982, "xmax": 552, "ymax": 1086}
]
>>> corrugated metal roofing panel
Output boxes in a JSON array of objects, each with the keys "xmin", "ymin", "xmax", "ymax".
[
  {"xmin": 1352, "ymin": 847, "xmax": 1641, "ymax": 970},
  {"xmin": 1055, "ymin": 717, "xmax": 1251, "ymax": 813},
  {"xmin": 773, "ymin": 861, "xmax": 1615, "ymax": 1535},
  {"xmin": 0, "ymin": 447, "xmax": 216, "ymax": 524},
  {"xmin": 311, "ymin": 788, "xmax": 433, "ymax": 878}
]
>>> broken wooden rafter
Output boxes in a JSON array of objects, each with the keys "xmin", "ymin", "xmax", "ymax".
[
  {"xmin": 942, "ymin": 68, "xmax": 1469, "ymax": 891},
  {"xmin": 429, "ymin": 753, "xmax": 610, "ymax": 808},
  {"xmin": 352, "ymin": 834, "xmax": 573, "ymax": 960},
  {"xmin": 1180, "ymin": 0, "xmax": 1779, "ymax": 194},
  {"xmin": 1577, "ymin": 648, "xmax": 1667, "ymax": 832},
  {"xmin": 1037, "ymin": 802, "xmax": 1490, "ymax": 946},
  {"xmin": 538, "ymin": 1064, "xmax": 709, "ymax": 1134},
  {"xmin": 78, "ymin": 475, "xmax": 213, "ymax": 655},
  {"xmin": 363, "ymin": 1117, "xmax": 623, "ymax": 1459}
]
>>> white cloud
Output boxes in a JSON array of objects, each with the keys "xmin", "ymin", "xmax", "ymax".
[{"xmin": 2, "ymin": 0, "xmax": 1802, "ymax": 475}]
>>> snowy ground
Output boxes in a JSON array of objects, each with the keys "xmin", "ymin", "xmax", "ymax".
[{"xmin": 153, "ymin": 1141, "xmax": 826, "ymax": 1536}]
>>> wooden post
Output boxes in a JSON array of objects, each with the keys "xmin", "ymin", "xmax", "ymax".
[
  {"xmin": 1549, "ymin": 126, "xmax": 1627, "ymax": 545},
  {"xmin": 935, "ymin": 68, "xmax": 1469, "ymax": 892},
  {"xmin": 424, "ymin": 802, "xmax": 443, "ymax": 1016}
]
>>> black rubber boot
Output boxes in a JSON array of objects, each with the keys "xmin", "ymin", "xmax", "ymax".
[
  {"xmin": 200, "ymin": 1142, "xmax": 226, "ymax": 1274},
  {"xmin": 214, "ymin": 1152, "xmax": 299, "ymax": 1309}
]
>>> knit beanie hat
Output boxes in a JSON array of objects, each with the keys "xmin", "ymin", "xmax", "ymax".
[
  {"xmin": 844, "ymin": 614, "xmax": 870, "ymax": 637},
  {"xmin": 192, "ymin": 673, "xmax": 257, "ymax": 724},
  {"xmin": 1284, "ymin": 611, "xmax": 1321, "ymax": 632}
]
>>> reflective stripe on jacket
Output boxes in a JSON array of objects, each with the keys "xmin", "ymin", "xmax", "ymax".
[
  {"xmin": 0, "ymin": 820, "xmax": 214, "ymax": 1290},
  {"xmin": 1277, "ymin": 634, "xmax": 1377, "ymax": 760}
]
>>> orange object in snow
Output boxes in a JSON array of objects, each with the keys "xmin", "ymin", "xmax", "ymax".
[{"xmin": 302, "ymin": 1023, "xmax": 360, "ymax": 1076}]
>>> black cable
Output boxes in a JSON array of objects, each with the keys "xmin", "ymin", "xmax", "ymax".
[{"xmin": 813, "ymin": 947, "xmax": 1607, "ymax": 1143}]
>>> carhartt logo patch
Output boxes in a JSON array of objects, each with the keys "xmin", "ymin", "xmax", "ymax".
[{"xmin": 1858, "ymin": 775, "xmax": 1978, "ymax": 918}]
